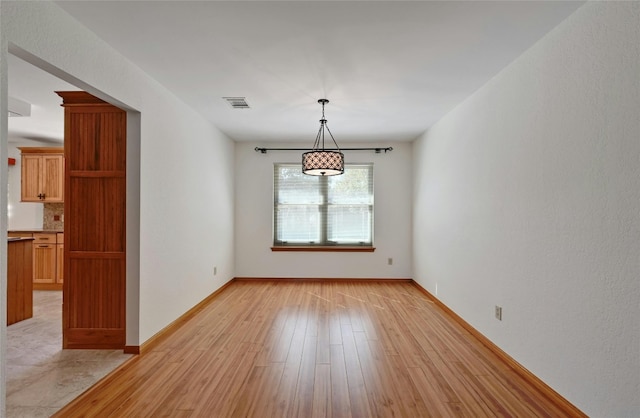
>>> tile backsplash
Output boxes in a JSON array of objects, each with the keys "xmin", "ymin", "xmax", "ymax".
[{"xmin": 43, "ymin": 203, "xmax": 64, "ymax": 231}]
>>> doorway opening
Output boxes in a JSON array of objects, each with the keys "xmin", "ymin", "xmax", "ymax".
[{"xmin": 4, "ymin": 49, "xmax": 141, "ymax": 414}]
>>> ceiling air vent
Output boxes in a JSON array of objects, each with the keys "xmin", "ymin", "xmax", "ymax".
[{"xmin": 223, "ymin": 97, "xmax": 250, "ymax": 109}]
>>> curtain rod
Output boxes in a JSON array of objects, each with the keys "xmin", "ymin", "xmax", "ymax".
[{"xmin": 254, "ymin": 147, "xmax": 393, "ymax": 154}]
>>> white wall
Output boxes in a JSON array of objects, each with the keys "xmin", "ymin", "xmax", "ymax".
[
  {"xmin": 137, "ymin": 100, "xmax": 235, "ymax": 343},
  {"xmin": 0, "ymin": 6, "xmax": 7, "ymax": 411},
  {"xmin": 7, "ymin": 143, "xmax": 43, "ymax": 229},
  {"xmin": 0, "ymin": 0, "xmax": 236, "ymax": 351},
  {"xmin": 412, "ymin": 2, "xmax": 639, "ymax": 416},
  {"xmin": 235, "ymin": 142, "xmax": 412, "ymax": 279}
]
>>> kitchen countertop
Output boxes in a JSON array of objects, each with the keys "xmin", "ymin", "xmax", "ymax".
[{"xmin": 9, "ymin": 229, "xmax": 63, "ymax": 234}]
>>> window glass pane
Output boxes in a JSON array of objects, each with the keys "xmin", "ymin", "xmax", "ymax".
[
  {"xmin": 276, "ymin": 166, "xmax": 321, "ymax": 204},
  {"xmin": 275, "ymin": 205, "xmax": 321, "ymax": 243},
  {"xmin": 327, "ymin": 205, "xmax": 372, "ymax": 243},
  {"xmin": 328, "ymin": 166, "xmax": 373, "ymax": 205}
]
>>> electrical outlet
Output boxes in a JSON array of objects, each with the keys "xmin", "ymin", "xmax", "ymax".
[
  {"xmin": 388, "ymin": 258, "xmax": 393, "ymax": 265},
  {"xmin": 495, "ymin": 305, "xmax": 502, "ymax": 321}
]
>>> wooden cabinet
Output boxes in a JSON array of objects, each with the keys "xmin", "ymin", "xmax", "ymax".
[
  {"xmin": 9, "ymin": 232, "xmax": 64, "ymax": 290},
  {"xmin": 33, "ymin": 233, "xmax": 57, "ymax": 284},
  {"xmin": 58, "ymin": 90, "xmax": 127, "ymax": 349},
  {"xmin": 19, "ymin": 147, "xmax": 64, "ymax": 202},
  {"xmin": 26, "ymin": 232, "xmax": 64, "ymax": 290}
]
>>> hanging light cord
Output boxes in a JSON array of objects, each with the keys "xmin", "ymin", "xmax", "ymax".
[{"xmin": 312, "ymin": 99, "xmax": 340, "ymax": 152}]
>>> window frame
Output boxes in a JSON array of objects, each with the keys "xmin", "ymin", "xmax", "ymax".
[{"xmin": 272, "ymin": 163, "xmax": 374, "ymax": 251}]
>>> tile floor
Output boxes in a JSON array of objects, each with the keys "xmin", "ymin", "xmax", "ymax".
[{"xmin": 6, "ymin": 291, "xmax": 133, "ymax": 417}]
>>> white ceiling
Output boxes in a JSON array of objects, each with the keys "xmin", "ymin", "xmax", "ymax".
[
  {"xmin": 9, "ymin": 1, "xmax": 584, "ymax": 144},
  {"xmin": 8, "ymin": 54, "xmax": 75, "ymax": 144}
]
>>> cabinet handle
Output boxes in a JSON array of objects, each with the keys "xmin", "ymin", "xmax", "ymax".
[
  {"xmin": 38, "ymin": 245, "xmax": 51, "ymax": 248},
  {"xmin": 38, "ymin": 193, "xmax": 46, "ymax": 200}
]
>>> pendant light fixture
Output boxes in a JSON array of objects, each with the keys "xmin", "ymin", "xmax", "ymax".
[{"xmin": 302, "ymin": 99, "xmax": 344, "ymax": 176}]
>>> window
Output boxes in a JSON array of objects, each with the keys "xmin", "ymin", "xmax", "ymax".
[{"xmin": 273, "ymin": 163, "xmax": 373, "ymax": 247}]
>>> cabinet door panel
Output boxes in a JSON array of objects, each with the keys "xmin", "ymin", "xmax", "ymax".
[
  {"xmin": 21, "ymin": 155, "xmax": 42, "ymax": 202},
  {"xmin": 33, "ymin": 244, "xmax": 56, "ymax": 283},
  {"xmin": 42, "ymin": 155, "xmax": 64, "ymax": 202}
]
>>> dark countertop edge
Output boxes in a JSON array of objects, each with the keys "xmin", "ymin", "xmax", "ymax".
[
  {"xmin": 9, "ymin": 229, "xmax": 63, "ymax": 233},
  {"xmin": 8, "ymin": 237, "xmax": 35, "ymax": 242}
]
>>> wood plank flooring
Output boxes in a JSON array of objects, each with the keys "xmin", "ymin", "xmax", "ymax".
[{"xmin": 54, "ymin": 280, "xmax": 572, "ymax": 417}]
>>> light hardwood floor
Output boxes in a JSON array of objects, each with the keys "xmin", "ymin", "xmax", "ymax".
[{"xmin": 55, "ymin": 280, "xmax": 574, "ymax": 417}]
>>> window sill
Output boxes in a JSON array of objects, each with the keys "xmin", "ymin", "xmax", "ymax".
[{"xmin": 271, "ymin": 246, "xmax": 375, "ymax": 252}]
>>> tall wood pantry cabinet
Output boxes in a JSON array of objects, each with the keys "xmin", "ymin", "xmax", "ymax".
[{"xmin": 57, "ymin": 90, "xmax": 127, "ymax": 350}]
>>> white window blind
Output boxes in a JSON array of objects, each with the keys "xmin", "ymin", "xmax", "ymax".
[{"xmin": 274, "ymin": 163, "xmax": 373, "ymax": 246}]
